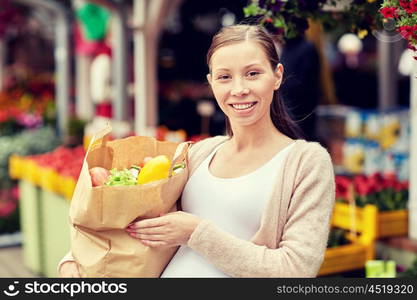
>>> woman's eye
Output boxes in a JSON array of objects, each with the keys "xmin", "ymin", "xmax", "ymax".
[
  {"xmin": 217, "ymin": 75, "xmax": 230, "ymax": 80},
  {"xmin": 247, "ymin": 71, "xmax": 260, "ymax": 77}
]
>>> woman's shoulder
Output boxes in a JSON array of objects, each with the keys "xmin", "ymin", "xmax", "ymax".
[
  {"xmin": 189, "ymin": 135, "xmax": 229, "ymax": 156},
  {"xmin": 292, "ymin": 139, "xmax": 330, "ymax": 156},
  {"xmin": 290, "ymin": 139, "xmax": 333, "ymax": 166}
]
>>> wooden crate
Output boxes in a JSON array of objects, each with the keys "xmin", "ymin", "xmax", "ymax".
[
  {"xmin": 318, "ymin": 204, "xmax": 377, "ymax": 276},
  {"xmin": 377, "ymin": 209, "xmax": 408, "ymax": 238},
  {"xmin": 331, "ymin": 202, "xmax": 408, "ymax": 238}
]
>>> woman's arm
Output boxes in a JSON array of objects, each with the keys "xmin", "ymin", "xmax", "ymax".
[{"xmin": 187, "ymin": 145, "xmax": 335, "ymax": 277}]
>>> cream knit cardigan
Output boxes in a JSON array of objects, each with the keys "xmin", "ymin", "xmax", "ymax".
[
  {"xmin": 184, "ymin": 136, "xmax": 335, "ymax": 278},
  {"xmin": 59, "ymin": 136, "xmax": 335, "ymax": 277}
]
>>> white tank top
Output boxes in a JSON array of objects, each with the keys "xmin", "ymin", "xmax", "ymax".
[{"xmin": 161, "ymin": 141, "xmax": 295, "ymax": 277}]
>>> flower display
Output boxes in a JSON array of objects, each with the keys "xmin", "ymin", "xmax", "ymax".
[
  {"xmin": 0, "ymin": 74, "xmax": 55, "ymax": 135},
  {"xmin": 380, "ymin": 0, "xmax": 417, "ymax": 57},
  {"xmin": 335, "ymin": 173, "xmax": 408, "ymax": 211},
  {"xmin": 243, "ymin": 0, "xmax": 384, "ymax": 39}
]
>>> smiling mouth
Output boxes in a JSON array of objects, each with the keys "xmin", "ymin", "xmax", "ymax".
[{"xmin": 229, "ymin": 102, "xmax": 257, "ymax": 110}]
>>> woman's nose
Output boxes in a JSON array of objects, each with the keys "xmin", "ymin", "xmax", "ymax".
[{"xmin": 230, "ymin": 82, "xmax": 249, "ymax": 96}]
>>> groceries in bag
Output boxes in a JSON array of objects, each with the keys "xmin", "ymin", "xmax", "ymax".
[{"xmin": 89, "ymin": 155, "xmax": 186, "ymax": 187}]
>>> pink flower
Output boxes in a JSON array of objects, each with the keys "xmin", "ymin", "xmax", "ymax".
[{"xmin": 0, "ymin": 200, "xmax": 17, "ymax": 218}]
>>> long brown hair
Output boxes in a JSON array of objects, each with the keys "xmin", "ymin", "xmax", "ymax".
[{"xmin": 206, "ymin": 25, "xmax": 303, "ymax": 139}]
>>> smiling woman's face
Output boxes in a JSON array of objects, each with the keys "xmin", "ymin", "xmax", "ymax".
[{"xmin": 207, "ymin": 41, "xmax": 283, "ymax": 130}]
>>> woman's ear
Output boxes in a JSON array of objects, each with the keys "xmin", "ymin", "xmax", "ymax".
[
  {"xmin": 206, "ymin": 73, "xmax": 212, "ymax": 85},
  {"xmin": 274, "ymin": 64, "xmax": 284, "ymax": 90}
]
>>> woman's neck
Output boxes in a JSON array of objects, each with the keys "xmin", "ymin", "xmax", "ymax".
[{"xmin": 228, "ymin": 119, "xmax": 290, "ymax": 152}]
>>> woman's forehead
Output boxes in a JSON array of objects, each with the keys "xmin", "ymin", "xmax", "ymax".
[{"xmin": 210, "ymin": 41, "xmax": 268, "ymax": 69}]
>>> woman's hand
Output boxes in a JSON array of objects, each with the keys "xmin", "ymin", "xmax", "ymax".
[
  {"xmin": 59, "ymin": 261, "xmax": 80, "ymax": 278},
  {"xmin": 126, "ymin": 211, "xmax": 202, "ymax": 248}
]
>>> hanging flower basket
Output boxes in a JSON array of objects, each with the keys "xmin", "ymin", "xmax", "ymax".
[
  {"xmin": 243, "ymin": 0, "xmax": 384, "ymax": 39},
  {"xmin": 380, "ymin": 0, "xmax": 417, "ymax": 58}
]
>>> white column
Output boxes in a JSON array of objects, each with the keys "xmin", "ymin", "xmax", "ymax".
[
  {"xmin": 409, "ymin": 60, "xmax": 417, "ymax": 240},
  {"xmin": 111, "ymin": 2, "xmax": 128, "ymax": 122},
  {"xmin": 133, "ymin": 0, "xmax": 182, "ymax": 135},
  {"xmin": 75, "ymin": 54, "xmax": 94, "ymax": 120},
  {"xmin": 133, "ymin": 0, "xmax": 148, "ymax": 135},
  {"xmin": 55, "ymin": 13, "xmax": 71, "ymax": 138},
  {"xmin": 0, "ymin": 38, "xmax": 5, "ymax": 91}
]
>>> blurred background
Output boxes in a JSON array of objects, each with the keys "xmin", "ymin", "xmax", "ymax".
[{"xmin": 0, "ymin": 0, "xmax": 416, "ymax": 278}]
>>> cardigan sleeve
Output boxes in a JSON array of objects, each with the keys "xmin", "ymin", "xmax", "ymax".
[{"xmin": 187, "ymin": 144, "xmax": 335, "ymax": 277}]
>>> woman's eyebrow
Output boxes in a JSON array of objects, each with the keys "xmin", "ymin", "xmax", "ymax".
[
  {"xmin": 214, "ymin": 67, "xmax": 230, "ymax": 72},
  {"xmin": 244, "ymin": 63, "xmax": 263, "ymax": 69},
  {"xmin": 213, "ymin": 63, "xmax": 263, "ymax": 73}
]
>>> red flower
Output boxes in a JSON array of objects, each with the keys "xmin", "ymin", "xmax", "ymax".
[
  {"xmin": 380, "ymin": 7, "xmax": 398, "ymax": 18},
  {"xmin": 382, "ymin": 173, "xmax": 397, "ymax": 190},
  {"xmin": 394, "ymin": 180, "xmax": 408, "ymax": 192},
  {"xmin": 408, "ymin": 43, "xmax": 417, "ymax": 51},
  {"xmin": 411, "ymin": 0, "xmax": 417, "ymax": 12},
  {"xmin": 400, "ymin": 0, "xmax": 416, "ymax": 13},
  {"xmin": 398, "ymin": 25, "xmax": 415, "ymax": 39},
  {"xmin": 399, "ymin": 0, "xmax": 410, "ymax": 10},
  {"xmin": 354, "ymin": 175, "xmax": 374, "ymax": 196},
  {"xmin": 368, "ymin": 172, "xmax": 384, "ymax": 193},
  {"xmin": 0, "ymin": 110, "xmax": 9, "ymax": 122},
  {"xmin": 335, "ymin": 176, "xmax": 352, "ymax": 199}
]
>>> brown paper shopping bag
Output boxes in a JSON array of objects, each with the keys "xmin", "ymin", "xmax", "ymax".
[{"xmin": 69, "ymin": 125, "xmax": 191, "ymax": 277}]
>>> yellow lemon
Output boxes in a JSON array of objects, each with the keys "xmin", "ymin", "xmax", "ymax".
[{"xmin": 137, "ymin": 155, "xmax": 171, "ymax": 184}]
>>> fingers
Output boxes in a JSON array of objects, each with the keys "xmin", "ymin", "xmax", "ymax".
[
  {"xmin": 140, "ymin": 239, "xmax": 167, "ymax": 247},
  {"xmin": 129, "ymin": 232, "xmax": 164, "ymax": 241},
  {"xmin": 128, "ymin": 216, "xmax": 169, "ymax": 229},
  {"xmin": 126, "ymin": 226, "xmax": 166, "ymax": 235}
]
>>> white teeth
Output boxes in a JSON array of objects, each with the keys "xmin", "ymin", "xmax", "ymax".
[{"xmin": 231, "ymin": 103, "xmax": 255, "ymax": 110}]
